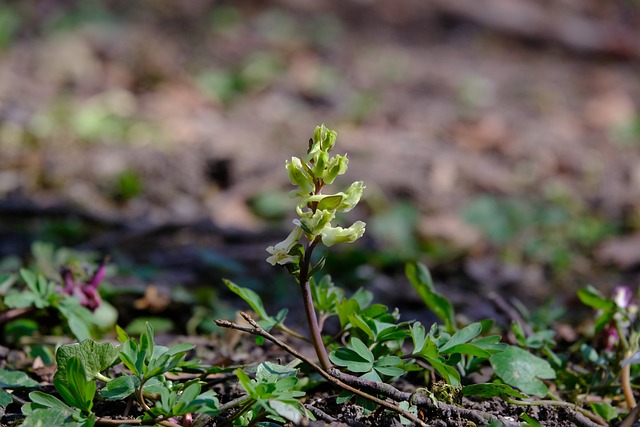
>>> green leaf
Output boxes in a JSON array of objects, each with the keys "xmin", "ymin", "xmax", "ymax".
[
  {"xmin": 471, "ymin": 336, "xmax": 507, "ymax": 353},
  {"xmin": 348, "ymin": 314, "xmax": 375, "ymax": 340},
  {"xmin": 0, "ymin": 368, "xmax": 40, "ymax": 389},
  {"xmin": 102, "ymin": 375, "xmax": 140, "ymax": 400},
  {"xmin": 490, "ymin": 346, "xmax": 556, "ymax": 397},
  {"xmin": 166, "ymin": 342, "xmax": 196, "ymax": 356},
  {"xmin": 256, "ymin": 362, "xmax": 298, "ymax": 383},
  {"xmin": 329, "ymin": 346, "xmax": 374, "ymax": 373},
  {"xmin": 224, "ymin": 280, "xmax": 274, "ymax": 323},
  {"xmin": 0, "ymin": 389, "xmax": 13, "ymax": 409},
  {"xmin": 520, "ymin": 413, "xmax": 544, "ymax": 426},
  {"xmin": 28, "ymin": 391, "xmax": 75, "ymax": 411},
  {"xmin": 56, "ymin": 299, "xmax": 94, "ymax": 341},
  {"xmin": 115, "ymin": 325, "xmax": 129, "ymax": 343},
  {"xmin": 0, "ymin": 273, "xmax": 16, "ymax": 293},
  {"xmin": 317, "ymin": 195, "xmax": 344, "ymax": 211},
  {"xmin": 421, "ymin": 355, "xmax": 460, "ymax": 386},
  {"xmin": 577, "ymin": 286, "xmax": 615, "ymax": 311},
  {"xmin": 462, "ymin": 383, "xmax": 527, "ymax": 399},
  {"xmin": 173, "ymin": 383, "xmax": 202, "ymax": 415},
  {"xmin": 589, "ymin": 402, "xmax": 618, "ymax": 422},
  {"xmin": 235, "ymin": 368, "xmax": 256, "ymax": 397},
  {"xmin": 54, "ymin": 356, "xmax": 95, "ymax": 412},
  {"xmin": 374, "ymin": 356, "xmax": 404, "ymax": 377},
  {"xmin": 21, "ymin": 408, "xmax": 79, "ymax": 427},
  {"xmin": 441, "ymin": 343, "xmax": 491, "ymax": 358},
  {"xmin": 3, "ymin": 291, "xmax": 38, "ymax": 309},
  {"xmin": 269, "ymin": 399, "xmax": 303, "ymax": 424},
  {"xmin": 55, "ymin": 340, "xmax": 120, "ymax": 384},
  {"xmin": 439, "ymin": 322, "xmax": 482, "ymax": 353},
  {"xmin": 20, "ymin": 268, "xmax": 38, "ymax": 293},
  {"xmin": 350, "ymin": 338, "xmax": 374, "ymax": 364},
  {"xmin": 406, "ymin": 262, "xmax": 455, "ymax": 333},
  {"xmin": 411, "ymin": 322, "xmax": 427, "ymax": 353}
]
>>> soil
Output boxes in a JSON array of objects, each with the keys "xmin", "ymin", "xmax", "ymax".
[{"xmin": 1, "ymin": 1, "xmax": 640, "ymax": 426}]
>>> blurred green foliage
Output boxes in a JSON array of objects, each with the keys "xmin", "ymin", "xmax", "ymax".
[
  {"xmin": 0, "ymin": 5, "xmax": 20, "ymax": 48},
  {"xmin": 462, "ymin": 194, "xmax": 616, "ymax": 271},
  {"xmin": 112, "ymin": 169, "xmax": 143, "ymax": 202}
]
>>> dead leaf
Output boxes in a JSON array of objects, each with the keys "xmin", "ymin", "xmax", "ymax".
[{"xmin": 134, "ymin": 284, "xmax": 171, "ymax": 312}]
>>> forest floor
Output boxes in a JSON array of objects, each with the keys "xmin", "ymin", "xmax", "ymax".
[{"xmin": 1, "ymin": 1, "xmax": 640, "ymax": 425}]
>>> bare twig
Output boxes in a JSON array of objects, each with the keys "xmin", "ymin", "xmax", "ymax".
[
  {"xmin": 304, "ymin": 404, "xmax": 337, "ymax": 423},
  {"xmin": 0, "ymin": 307, "xmax": 34, "ymax": 326}
]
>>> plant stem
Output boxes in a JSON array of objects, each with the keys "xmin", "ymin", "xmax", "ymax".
[
  {"xmin": 622, "ymin": 352, "xmax": 637, "ymax": 410},
  {"xmin": 298, "ymin": 238, "xmax": 331, "ymax": 370}
]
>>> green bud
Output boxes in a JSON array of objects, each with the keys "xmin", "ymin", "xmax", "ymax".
[
  {"xmin": 320, "ymin": 221, "xmax": 366, "ymax": 247},
  {"xmin": 337, "ymin": 181, "xmax": 364, "ymax": 212},
  {"xmin": 296, "ymin": 210, "xmax": 335, "ymax": 238},
  {"xmin": 311, "ymin": 150, "xmax": 329, "ymax": 178},
  {"xmin": 320, "ymin": 127, "xmax": 337, "ymax": 152},
  {"xmin": 324, "ymin": 154, "xmax": 348, "ymax": 184},
  {"xmin": 286, "ymin": 157, "xmax": 314, "ymax": 194},
  {"xmin": 309, "ymin": 124, "xmax": 337, "ymax": 159},
  {"xmin": 266, "ymin": 226, "xmax": 303, "ymax": 266}
]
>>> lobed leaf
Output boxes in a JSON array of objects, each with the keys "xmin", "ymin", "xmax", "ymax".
[
  {"xmin": 102, "ymin": 375, "xmax": 140, "ymax": 400},
  {"xmin": 490, "ymin": 346, "xmax": 556, "ymax": 397}
]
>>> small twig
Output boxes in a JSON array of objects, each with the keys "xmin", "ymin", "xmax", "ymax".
[
  {"xmin": 0, "ymin": 307, "xmax": 33, "ymax": 326},
  {"xmin": 618, "ymin": 403, "xmax": 640, "ymax": 427},
  {"xmin": 215, "ymin": 314, "xmax": 428, "ymax": 427},
  {"xmin": 304, "ymin": 404, "xmax": 337, "ymax": 422},
  {"xmin": 218, "ymin": 395, "xmax": 252, "ymax": 413}
]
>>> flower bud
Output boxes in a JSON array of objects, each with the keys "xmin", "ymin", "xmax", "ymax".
[
  {"xmin": 313, "ymin": 124, "xmax": 337, "ymax": 152},
  {"xmin": 320, "ymin": 221, "xmax": 366, "ymax": 246},
  {"xmin": 286, "ymin": 157, "xmax": 314, "ymax": 194},
  {"xmin": 311, "ymin": 150, "xmax": 329, "ymax": 178},
  {"xmin": 324, "ymin": 154, "xmax": 348, "ymax": 184}
]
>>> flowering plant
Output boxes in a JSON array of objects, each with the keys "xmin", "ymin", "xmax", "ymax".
[{"xmin": 266, "ymin": 124, "xmax": 365, "ymax": 369}]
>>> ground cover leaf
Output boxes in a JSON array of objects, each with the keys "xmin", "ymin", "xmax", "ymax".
[
  {"xmin": 329, "ymin": 338, "xmax": 374, "ymax": 373},
  {"xmin": 490, "ymin": 346, "xmax": 555, "ymax": 397},
  {"xmin": 55, "ymin": 340, "xmax": 120, "ymax": 384},
  {"xmin": 0, "ymin": 368, "xmax": 40, "ymax": 389},
  {"xmin": 589, "ymin": 402, "xmax": 618, "ymax": 422},
  {"xmin": 269, "ymin": 399, "xmax": 303, "ymax": 424},
  {"xmin": 224, "ymin": 279, "xmax": 274, "ymax": 322},
  {"xmin": 462, "ymin": 383, "xmax": 527, "ymax": 399},
  {"xmin": 54, "ymin": 356, "xmax": 95, "ymax": 412},
  {"xmin": 102, "ymin": 375, "xmax": 140, "ymax": 400}
]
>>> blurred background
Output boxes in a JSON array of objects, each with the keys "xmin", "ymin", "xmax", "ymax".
[{"xmin": 1, "ymin": 0, "xmax": 640, "ymax": 330}]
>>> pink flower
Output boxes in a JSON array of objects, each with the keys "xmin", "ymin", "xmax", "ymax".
[{"xmin": 60, "ymin": 262, "xmax": 107, "ymax": 311}]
